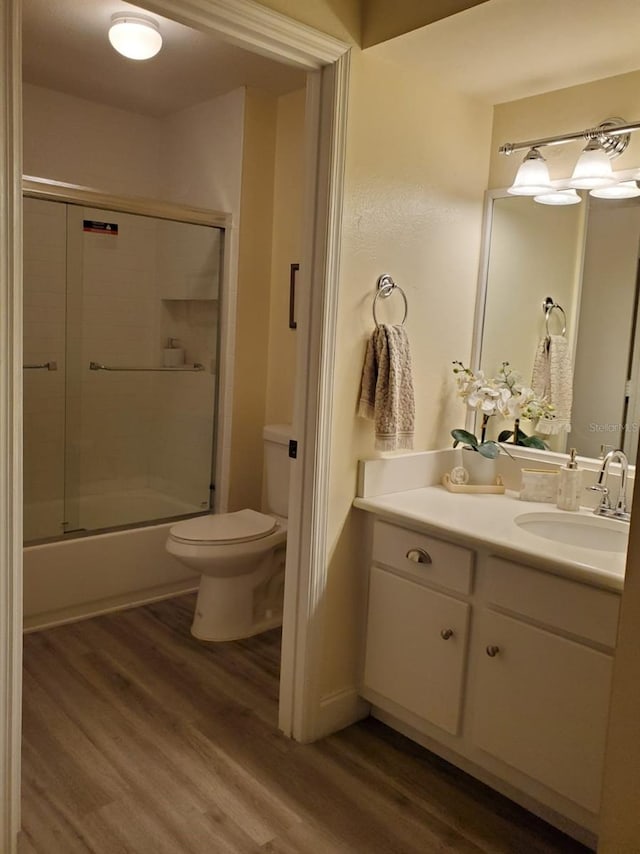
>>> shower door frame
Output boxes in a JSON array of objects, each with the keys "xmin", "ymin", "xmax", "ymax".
[
  {"xmin": 23, "ymin": 177, "xmax": 230, "ymax": 540},
  {"xmin": 1, "ymin": 1, "xmax": 350, "ymax": 850}
]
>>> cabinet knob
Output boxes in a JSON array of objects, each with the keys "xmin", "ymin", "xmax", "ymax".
[
  {"xmin": 486, "ymin": 645, "xmax": 500, "ymax": 657},
  {"xmin": 440, "ymin": 628, "xmax": 454, "ymax": 640},
  {"xmin": 406, "ymin": 548, "xmax": 432, "ymax": 565}
]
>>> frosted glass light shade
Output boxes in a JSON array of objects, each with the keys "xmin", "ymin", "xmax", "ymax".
[
  {"xmin": 508, "ymin": 148, "xmax": 553, "ymax": 196},
  {"xmin": 570, "ymin": 140, "xmax": 615, "ymax": 189},
  {"xmin": 534, "ymin": 189, "xmax": 582, "ymax": 206},
  {"xmin": 109, "ymin": 14, "xmax": 162, "ymax": 60},
  {"xmin": 590, "ymin": 180, "xmax": 640, "ymax": 199}
]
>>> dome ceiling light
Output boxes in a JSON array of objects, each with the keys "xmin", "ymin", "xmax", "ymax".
[{"xmin": 108, "ymin": 13, "xmax": 162, "ymax": 61}]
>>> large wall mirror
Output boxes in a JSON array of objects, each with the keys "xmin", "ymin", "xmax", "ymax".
[{"xmin": 474, "ymin": 190, "xmax": 640, "ymax": 465}]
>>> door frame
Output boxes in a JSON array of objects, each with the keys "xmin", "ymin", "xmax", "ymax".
[{"xmin": 1, "ymin": 1, "xmax": 350, "ymax": 849}]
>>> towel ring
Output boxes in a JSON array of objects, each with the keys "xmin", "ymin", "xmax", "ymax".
[
  {"xmin": 373, "ymin": 274, "xmax": 408, "ymax": 327},
  {"xmin": 543, "ymin": 296, "xmax": 566, "ymax": 337}
]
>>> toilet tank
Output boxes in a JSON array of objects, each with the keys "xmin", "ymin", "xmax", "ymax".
[{"xmin": 263, "ymin": 424, "xmax": 292, "ymax": 518}]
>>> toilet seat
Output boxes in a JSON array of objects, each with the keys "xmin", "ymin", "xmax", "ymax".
[{"xmin": 169, "ymin": 509, "xmax": 277, "ymax": 547}]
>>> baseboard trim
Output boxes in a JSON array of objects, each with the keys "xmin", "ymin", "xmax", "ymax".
[
  {"xmin": 23, "ymin": 581, "xmax": 199, "ymax": 633},
  {"xmin": 313, "ymin": 687, "xmax": 370, "ymax": 740}
]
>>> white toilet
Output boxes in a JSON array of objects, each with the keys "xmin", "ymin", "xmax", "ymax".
[{"xmin": 166, "ymin": 424, "xmax": 291, "ymax": 641}]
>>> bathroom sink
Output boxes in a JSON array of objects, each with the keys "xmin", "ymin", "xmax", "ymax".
[{"xmin": 514, "ymin": 512, "xmax": 629, "ymax": 553}]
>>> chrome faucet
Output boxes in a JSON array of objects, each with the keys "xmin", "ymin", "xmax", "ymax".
[{"xmin": 588, "ymin": 449, "xmax": 631, "ymax": 522}]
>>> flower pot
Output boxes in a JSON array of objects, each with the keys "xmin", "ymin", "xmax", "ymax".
[{"xmin": 462, "ymin": 448, "xmax": 498, "ymax": 485}]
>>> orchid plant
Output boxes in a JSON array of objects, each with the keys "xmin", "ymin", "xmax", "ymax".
[{"xmin": 451, "ymin": 360, "xmax": 554, "ymax": 457}]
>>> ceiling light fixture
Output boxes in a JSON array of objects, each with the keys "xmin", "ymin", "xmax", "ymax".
[{"xmin": 108, "ymin": 13, "xmax": 162, "ymax": 60}]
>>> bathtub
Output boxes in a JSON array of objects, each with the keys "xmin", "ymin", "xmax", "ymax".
[{"xmin": 23, "ymin": 489, "xmax": 202, "ymax": 631}]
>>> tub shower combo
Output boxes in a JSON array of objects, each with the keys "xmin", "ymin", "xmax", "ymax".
[{"xmin": 23, "ymin": 185, "xmax": 223, "ymax": 629}]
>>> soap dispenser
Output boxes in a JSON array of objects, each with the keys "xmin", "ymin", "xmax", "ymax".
[{"xmin": 557, "ymin": 448, "xmax": 582, "ymax": 511}]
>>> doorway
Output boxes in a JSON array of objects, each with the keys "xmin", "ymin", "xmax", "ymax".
[{"xmin": 0, "ymin": 1, "xmax": 349, "ymax": 850}]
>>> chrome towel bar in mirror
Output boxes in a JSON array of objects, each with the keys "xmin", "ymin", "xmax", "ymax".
[{"xmin": 543, "ymin": 297, "xmax": 567, "ymax": 337}]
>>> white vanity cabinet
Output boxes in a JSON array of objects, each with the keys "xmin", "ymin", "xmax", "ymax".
[
  {"xmin": 471, "ymin": 611, "xmax": 613, "ymax": 814},
  {"xmin": 358, "ymin": 517, "xmax": 621, "ymax": 845},
  {"xmin": 470, "ymin": 556, "xmax": 618, "ymax": 814},
  {"xmin": 362, "ymin": 521, "xmax": 473, "ymax": 735}
]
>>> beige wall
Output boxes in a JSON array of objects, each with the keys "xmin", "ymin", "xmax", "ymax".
[
  {"xmin": 362, "ymin": 0, "xmax": 488, "ymax": 47},
  {"xmin": 265, "ymin": 88, "xmax": 306, "ymax": 426},
  {"xmin": 228, "ymin": 89, "xmax": 278, "ymax": 511},
  {"xmin": 319, "ymin": 48, "xmax": 492, "ymax": 695}
]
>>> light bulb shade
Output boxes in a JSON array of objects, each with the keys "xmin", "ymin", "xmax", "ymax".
[
  {"xmin": 590, "ymin": 180, "xmax": 640, "ymax": 199},
  {"xmin": 109, "ymin": 14, "xmax": 162, "ymax": 60},
  {"xmin": 507, "ymin": 148, "xmax": 553, "ymax": 196},
  {"xmin": 570, "ymin": 140, "xmax": 615, "ymax": 189},
  {"xmin": 534, "ymin": 189, "xmax": 582, "ymax": 206}
]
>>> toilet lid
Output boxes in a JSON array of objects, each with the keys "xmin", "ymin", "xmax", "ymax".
[{"xmin": 169, "ymin": 509, "xmax": 277, "ymax": 545}]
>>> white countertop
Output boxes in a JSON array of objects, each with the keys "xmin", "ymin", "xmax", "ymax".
[{"xmin": 354, "ymin": 487, "xmax": 627, "ymax": 593}]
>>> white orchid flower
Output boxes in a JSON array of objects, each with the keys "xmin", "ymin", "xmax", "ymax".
[
  {"xmin": 497, "ymin": 395, "xmax": 519, "ymax": 418},
  {"xmin": 467, "ymin": 384, "xmax": 502, "ymax": 414}
]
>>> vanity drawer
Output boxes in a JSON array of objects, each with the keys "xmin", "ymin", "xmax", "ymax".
[
  {"xmin": 372, "ymin": 520, "xmax": 474, "ymax": 595},
  {"xmin": 485, "ymin": 556, "xmax": 620, "ymax": 648}
]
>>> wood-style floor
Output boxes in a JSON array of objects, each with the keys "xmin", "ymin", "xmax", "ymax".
[{"xmin": 19, "ymin": 594, "xmax": 590, "ymax": 853}]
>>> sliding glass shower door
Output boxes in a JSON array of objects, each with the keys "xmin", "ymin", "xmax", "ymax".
[
  {"xmin": 23, "ymin": 196, "xmax": 222, "ymax": 543},
  {"xmin": 23, "ymin": 198, "xmax": 67, "ymax": 542}
]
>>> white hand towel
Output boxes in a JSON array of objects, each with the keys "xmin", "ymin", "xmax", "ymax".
[
  {"xmin": 358, "ymin": 324, "xmax": 415, "ymax": 451},
  {"xmin": 531, "ymin": 334, "xmax": 573, "ymax": 434}
]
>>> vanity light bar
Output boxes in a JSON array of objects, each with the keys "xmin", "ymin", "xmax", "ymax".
[
  {"xmin": 498, "ymin": 117, "xmax": 640, "ymax": 157},
  {"xmin": 502, "ymin": 118, "xmax": 640, "ymax": 201}
]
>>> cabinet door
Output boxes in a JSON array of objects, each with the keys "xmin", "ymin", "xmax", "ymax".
[
  {"xmin": 363, "ymin": 567, "xmax": 470, "ymax": 735},
  {"xmin": 471, "ymin": 610, "xmax": 613, "ymax": 813}
]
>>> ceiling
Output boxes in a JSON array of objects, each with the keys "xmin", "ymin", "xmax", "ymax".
[
  {"xmin": 23, "ymin": 0, "xmax": 306, "ymax": 117},
  {"xmin": 24, "ymin": 0, "xmax": 640, "ymax": 117},
  {"xmin": 373, "ymin": 0, "xmax": 640, "ymax": 105}
]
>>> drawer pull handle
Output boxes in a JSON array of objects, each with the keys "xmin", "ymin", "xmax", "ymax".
[
  {"xmin": 486, "ymin": 645, "xmax": 500, "ymax": 658},
  {"xmin": 440, "ymin": 628, "xmax": 454, "ymax": 640},
  {"xmin": 406, "ymin": 548, "xmax": 432, "ymax": 565}
]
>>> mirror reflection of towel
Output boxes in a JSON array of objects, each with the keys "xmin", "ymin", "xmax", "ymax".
[
  {"xmin": 358, "ymin": 324, "xmax": 415, "ymax": 451},
  {"xmin": 531, "ymin": 334, "xmax": 573, "ymax": 434}
]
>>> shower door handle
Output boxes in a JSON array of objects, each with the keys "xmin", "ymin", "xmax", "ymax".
[
  {"xmin": 24, "ymin": 361, "xmax": 57, "ymax": 370},
  {"xmin": 89, "ymin": 361, "xmax": 204, "ymax": 372}
]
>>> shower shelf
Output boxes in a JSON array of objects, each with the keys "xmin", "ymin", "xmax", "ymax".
[{"xmin": 89, "ymin": 361, "xmax": 205, "ymax": 372}]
